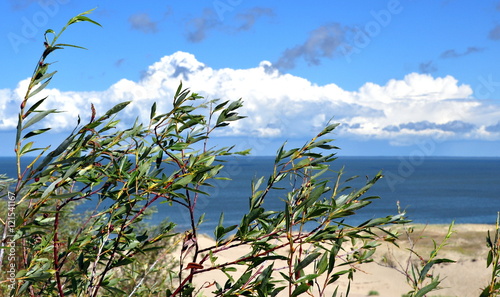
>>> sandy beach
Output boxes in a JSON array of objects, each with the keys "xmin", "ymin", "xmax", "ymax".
[{"xmin": 186, "ymin": 224, "xmax": 495, "ymax": 297}]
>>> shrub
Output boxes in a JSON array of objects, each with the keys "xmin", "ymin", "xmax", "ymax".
[{"xmin": 2, "ymin": 9, "xmax": 497, "ymax": 297}]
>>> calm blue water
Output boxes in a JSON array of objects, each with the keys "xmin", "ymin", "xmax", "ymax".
[{"xmin": 1, "ymin": 156, "xmax": 499, "ymax": 234}]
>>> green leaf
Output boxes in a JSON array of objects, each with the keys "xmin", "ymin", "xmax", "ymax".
[
  {"xmin": 150, "ymin": 102, "xmax": 157, "ymax": 119},
  {"xmin": 215, "ymin": 213, "xmax": 225, "ymax": 242},
  {"xmin": 25, "ymin": 97, "xmax": 48, "ymax": 118},
  {"xmin": 419, "ymin": 259, "xmax": 455, "ymax": 282},
  {"xmin": 275, "ymin": 142, "xmax": 287, "ymax": 164},
  {"xmin": 291, "ymin": 283, "xmax": 311, "ymax": 297},
  {"xmin": 23, "ymin": 109, "xmax": 58, "ymax": 130},
  {"xmin": 285, "ymin": 202, "xmax": 291, "ymax": 230},
  {"xmin": 480, "ymin": 286, "xmax": 494, "ymax": 297},
  {"xmin": 175, "ymin": 174, "xmax": 194, "ymax": 187},
  {"xmin": 294, "ymin": 252, "xmax": 321, "ymax": 273},
  {"xmin": 67, "ymin": 9, "xmax": 102, "ymax": 27},
  {"xmin": 279, "ymin": 271, "xmax": 293, "ymax": 283},
  {"xmin": 293, "ymin": 158, "xmax": 311, "ymax": 170},
  {"xmin": 215, "ymin": 99, "xmax": 245, "ymax": 126},
  {"xmin": 318, "ymin": 122, "xmax": 340, "ymax": 136},
  {"xmin": 213, "ymin": 100, "xmax": 229, "ymax": 112},
  {"xmin": 19, "ymin": 141, "xmax": 34, "ymax": 155},
  {"xmin": 229, "ymin": 271, "xmax": 252, "ymax": 293},
  {"xmin": 309, "ymin": 182, "xmax": 327, "ymax": 202},
  {"xmin": 23, "ymin": 128, "xmax": 51, "ymax": 139},
  {"xmin": 41, "ymin": 177, "xmax": 63, "ymax": 199},
  {"xmin": 34, "ymin": 134, "xmax": 75, "ymax": 172},
  {"xmin": 100, "ymin": 101, "xmax": 131, "ymax": 120},
  {"xmin": 32, "ymin": 71, "xmax": 56, "ymax": 88},
  {"xmin": 54, "ymin": 43, "xmax": 88, "ymax": 50},
  {"xmin": 308, "ymin": 139, "xmax": 335, "ymax": 150},
  {"xmin": 295, "ymin": 273, "xmax": 320, "ymax": 283},
  {"xmin": 27, "ymin": 78, "xmax": 53, "ymax": 99},
  {"xmin": 414, "ymin": 279, "xmax": 440, "ymax": 297},
  {"xmin": 487, "ymin": 250, "xmax": 493, "ymax": 267},
  {"xmin": 315, "ymin": 252, "xmax": 329, "ymax": 274}
]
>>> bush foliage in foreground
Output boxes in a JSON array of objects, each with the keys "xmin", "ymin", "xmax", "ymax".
[{"xmin": 0, "ymin": 10, "xmax": 499, "ymax": 297}]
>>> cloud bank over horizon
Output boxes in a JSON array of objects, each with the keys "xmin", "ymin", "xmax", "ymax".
[{"xmin": 1, "ymin": 51, "xmax": 500, "ymax": 146}]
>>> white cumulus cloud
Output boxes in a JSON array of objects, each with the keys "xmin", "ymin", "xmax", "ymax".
[{"xmin": 1, "ymin": 51, "xmax": 500, "ymax": 145}]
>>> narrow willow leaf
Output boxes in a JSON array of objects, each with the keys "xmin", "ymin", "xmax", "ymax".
[
  {"xmin": 100, "ymin": 101, "xmax": 131, "ymax": 120},
  {"xmin": 252, "ymin": 176, "xmax": 265, "ymax": 193},
  {"xmin": 174, "ymin": 82, "xmax": 183, "ymax": 98},
  {"xmin": 316, "ymin": 252, "xmax": 329, "ymax": 275},
  {"xmin": 23, "ymin": 109, "xmax": 58, "ymax": 130},
  {"xmin": 61, "ymin": 161, "xmax": 83, "ymax": 180},
  {"xmin": 27, "ymin": 78, "xmax": 52, "ymax": 99},
  {"xmin": 309, "ymin": 182, "xmax": 327, "ymax": 202},
  {"xmin": 414, "ymin": 279, "xmax": 440, "ymax": 297},
  {"xmin": 19, "ymin": 142, "xmax": 34, "ymax": 155},
  {"xmin": 25, "ymin": 96, "xmax": 48, "ymax": 116},
  {"xmin": 196, "ymin": 213, "xmax": 205, "ymax": 226},
  {"xmin": 228, "ymin": 271, "xmax": 252, "ymax": 293},
  {"xmin": 226, "ymin": 99, "xmax": 243, "ymax": 111},
  {"xmin": 42, "ymin": 177, "xmax": 63, "ymax": 199},
  {"xmin": 295, "ymin": 273, "xmax": 320, "ymax": 283},
  {"xmin": 67, "ymin": 10, "xmax": 102, "ymax": 27},
  {"xmin": 44, "ymin": 28, "xmax": 56, "ymax": 36},
  {"xmin": 23, "ymin": 128, "xmax": 51, "ymax": 140},
  {"xmin": 308, "ymin": 139, "xmax": 335, "ymax": 150},
  {"xmin": 150, "ymin": 102, "xmax": 157, "ymax": 119},
  {"xmin": 294, "ymin": 252, "xmax": 321, "ymax": 273},
  {"xmin": 215, "ymin": 213, "xmax": 225, "ymax": 242},
  {"xmin": 17, "ymin": 280, "xmax": 30, "ymax": 295},
  {"xmin": 54, "ymin": 43, "xmax": 88, "ymax": 50},
  {"xmin": 419, "ymin": 258, "xmax": 455, "ymax": 282},
  {"xmin": 34, "ymin": 134, "xmax": 74, "ymax": 172},
  {"xmin": 213, "ymin": 100, "xmax": 229, "ymax": 112},
  {"xmin": 275, "ymin": 142, "xmax": 286, "ymax": 164},
  {"xmin": 318, "ymin": 122, "xmax": 340, "ymax": 136},
  {"xmin": 292, "ymin": 158, "xmax": 311, "ymax": 170},
  {"xmin": 32, "ymin": 71, "xmax": 56, "ymax": 88},
  {"xmin": 279, "ymin": 272, "xmax": 293, "ymax": 283},
  {"xmin": 174, "ymin": 174, "xmax": 194, "ymax": 187},
  {"xmin": 344, "ymin": 175, "xmax": 359, "ymax": 183},
  {"xmin": 487, "ymin": 250, "xmax": 493, "ymax": 267},
  {"xmin": 291, "ymin": 283, "xmax": 311, "ymax": 297},
  {"xmin": 310, "ymin": 154, "xmax": 337, "ymax": 166}
]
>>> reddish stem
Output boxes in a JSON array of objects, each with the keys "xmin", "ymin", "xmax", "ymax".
[{"xmin": 53, "ymin": 207, "xmax": 65, "ymax": 297}]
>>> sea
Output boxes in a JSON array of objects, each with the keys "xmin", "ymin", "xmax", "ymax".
[{"xmin": 1, "ymin": 156, "xmax": 499, "ymax": 235}]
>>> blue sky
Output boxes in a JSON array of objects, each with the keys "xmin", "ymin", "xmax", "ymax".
[{"xmin": 1, "ymin": 0, "xmax": 500, "ymax": 156}]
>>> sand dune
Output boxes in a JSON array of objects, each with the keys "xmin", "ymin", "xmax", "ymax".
[{"xmin": 185, "ymin": 224, "xmax": 495, "ymax": 297}]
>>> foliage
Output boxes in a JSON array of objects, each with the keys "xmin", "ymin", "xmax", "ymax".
[
  {"xmin": 481, "ymin": 213, "xmax": 500, "ymax": 297},
  {"xmin": 2, "ymin": 9, "xmax": 189, "ymax": 297},
  {"xmin": 1, "ymin": 9, "xmax": 499, "ymax": 297},
  {"xmin": 387, "ymin": 221, "xmax": 455, "ymax": 297}
]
